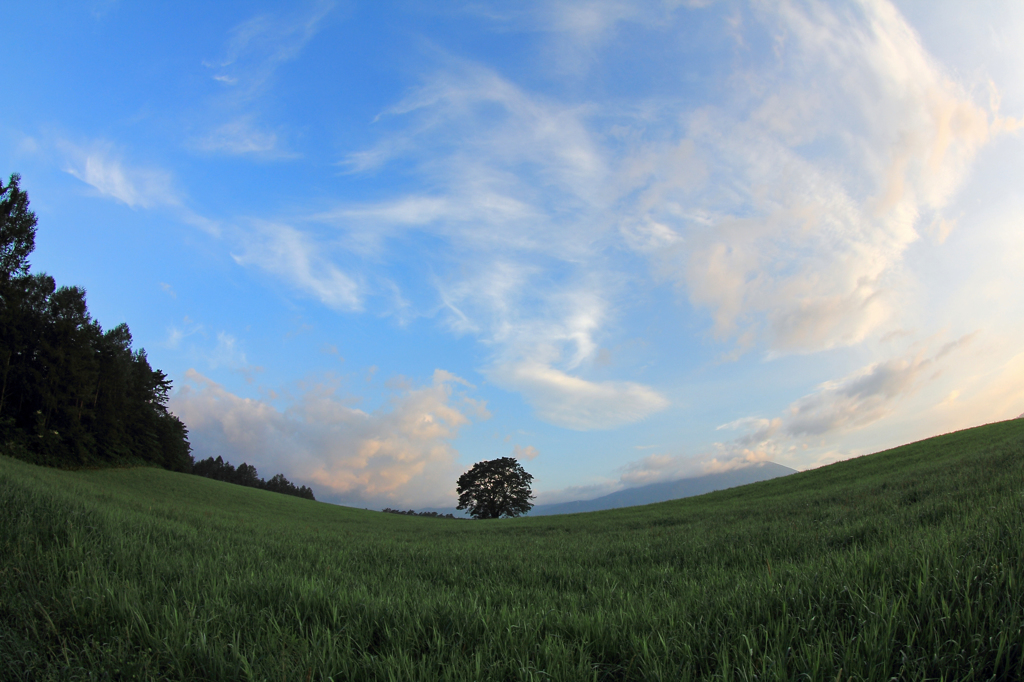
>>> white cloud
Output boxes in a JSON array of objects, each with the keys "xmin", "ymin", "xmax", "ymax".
[
  {"xmin": 616, "ymin": 452, "xmax": 699, "ymax": 487},
  {"xmin": 204, "ymin": 1, "xmax": 333, "ymax": 98},
  {"xmin": 534, "ymin": 1, "xmax": 642, "ymax": 75},
  {"xmin": 607, "ymin": 328, "xmax": 990, "ymax": 486},
  {"xmin": 206, "ymin": 332, "xmax": 249, "ymax": 370},
  {"xmin": 440, "ymin": 266, "xmax": 668, "ymax": 429},
  {"xmin": 615, "ymin": 0, "xmax": 1014, "ymax": 355},
  {"xmin": 194, "ymin": 2, "xmax": 332, "ymax": 158},
  {"xmin": 475, "ymin": 1, "xmax": 692, "ymax": 77},
  {"xmin": 513, "ymin": 444, "xmax": 539, "ymax": 460},
  {"xmin": 166, "ymin": 328, "xmax": 184, "ymax": 349},
  {"xmin": 487, "ymin": 358, "xmax": 668, "ymax": 431},
  {"xmin": 704, "ymin": 349, "xmax": 936, "ymax": 468},
  {"xmin": 336, "ymin": 61, "xmax": 610, "ymax": 238},
  {"xmin": 61, "ymin": 141, "xmax": 178, "ymax": 209},
  {"xmin": 784, "ymin": 355, "xmax": 931, "ymax": 437},
  {"xmin": 169, "ymin": 368, "xmax": 479, "ymax": 508},
  {"xmin": 164, "ymin": 316, "xmax": 203, "ymax": 351},
  {"xmin": 192, "ymin": 117, "xmax": 291, "ymax": 157},
  {"xmin": 231, "ymin": 220, "xmax": 362, "ymax": 311},
  {"xmin": 217, "ymin": 0, "xmax": 1016, "ymax": 434}
]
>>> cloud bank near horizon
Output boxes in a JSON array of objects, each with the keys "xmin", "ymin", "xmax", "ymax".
[{"xmin": 170, "ymin": 368, "xmax": 487, "ymax": 509}]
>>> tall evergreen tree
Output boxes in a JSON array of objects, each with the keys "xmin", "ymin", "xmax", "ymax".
[
  {"xmin": 0, "ymin": 173, "xmax": 192, "ymax": 471},
  {"xmin": 0, "ymin": 174, "xmax": 39, "ymax": 425},
  {"xmin": 0, "ymin": 173, "xmax": 37, "ymax": 283}
]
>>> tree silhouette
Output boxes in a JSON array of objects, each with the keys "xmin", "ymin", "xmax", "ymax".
[
  {"xmin": 0, "ymin": 173, "xmax": 37, "ymax": 283},
  {"xmin": 0, "ymin": 173, "xmax": 192, "ymax": 470},
  {"xmin": 192, "ymin": 456, "xmax": 316, "ymax": 500},
  {"xmin": 456, "ymin": 457, "xmax": 535, "ymax": 519}
]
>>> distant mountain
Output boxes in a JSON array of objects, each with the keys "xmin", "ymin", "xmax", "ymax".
[{"xmin": 527, "ymin": 462, "xmax": 797, "ymax": 516}]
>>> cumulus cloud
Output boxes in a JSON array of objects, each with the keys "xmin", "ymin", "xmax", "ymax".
[
  {"xmin": 513, "ymin": 444, "xmax": 539, "ymax": 460},
  {"xmin": 169, "ymin": 368, "xmax": 480, "ymax": 508}
]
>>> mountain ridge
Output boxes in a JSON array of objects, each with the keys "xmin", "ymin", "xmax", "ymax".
[{"xmin": 528, "ymin": 461, "xmax": 797, "ymax": 516}]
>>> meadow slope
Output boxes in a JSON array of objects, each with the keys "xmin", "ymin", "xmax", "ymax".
[{"xmin": 1, "ymin": 420, "xmax": 1023, "ymax": 681}]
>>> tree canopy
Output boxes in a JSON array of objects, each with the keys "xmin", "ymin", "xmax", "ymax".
[
  {"xmin": 0, "ymin": 173, "xmax": 192, "ymax": 470},
  {"xmin": 456, "ymin": 457, "xmax": 535, "ymax": 519},
  {"xmin": 0, "ymin": 173, "xmax": 319, "ymax": 501},
  {"xmin": 0, "ymin": 173, "xmax": 37, "ymax": 283}
]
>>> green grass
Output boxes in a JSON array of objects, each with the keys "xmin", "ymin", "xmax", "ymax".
[{"xmin": 2, "ymin": 420, "xmax": 1023, "ymax": 681}]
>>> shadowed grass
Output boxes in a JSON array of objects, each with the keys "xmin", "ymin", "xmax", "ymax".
[{"xmin": 2, "ymin": 419, "xmax": 1023, "ymax": 680}]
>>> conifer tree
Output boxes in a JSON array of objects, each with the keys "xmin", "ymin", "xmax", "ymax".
[{"xmin": 0, "ymin": 173, "xmax": 192, "ymax": 470}]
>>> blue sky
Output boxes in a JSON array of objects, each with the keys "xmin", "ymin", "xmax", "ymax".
[{"xmin": 3, "ymin": 0, "xmax": 1023, "ymax": 509}]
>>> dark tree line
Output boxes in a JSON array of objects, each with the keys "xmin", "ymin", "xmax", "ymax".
[
  {"xmin": 193, "ymin": 455, "xmax": 315, "ymax": 500},
  {"xmin": 381, "ymin": 508, "xmax": 463, "ymax": 519},
  {"xmin": 0, "ymin": 174, "xmax": 192, "ymax": 471},
  {"xmin": 0, "ymin": 174, "xmax": 317, "ymax": 502}
]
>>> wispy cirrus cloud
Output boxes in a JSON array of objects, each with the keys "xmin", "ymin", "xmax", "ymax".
[
  {"xmin": 221, "ymin": 0, "xmax": 1016, "ymax": 436},
  {"xmin": 469, "ymin": 0, "xmax": 705, "ymax": 76},
  {"xmin": 231, "ymin": 220, "xmax": 362, "ymax": 311},
  {"xmin": 191, "ymin": 117, "xmax": 296, "ymax": 158},
  {"xmin": 57, "ymin": 137, "xmax": 231, "ymax": 243},
  {"xmin": 204, "ymin": 0, "xmax": 334, "ymax": 99},
  {"xmin": 325, "ymin": 59, "xmax": 670, "ymax": 429},
  {"xmin": 623, "ymin": 0, "xmax": 1019, "ymax": 356},
  {"xmin": 192, "ymin": 1, "xmax": 333, "ymax": 157},
  {"xmin": 61, "ymin": 140, "xmax": 179, "ymax": 209}
]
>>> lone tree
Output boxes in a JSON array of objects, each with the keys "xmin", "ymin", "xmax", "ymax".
[{"xmin": 456, "ymin": 457, "xmax": 535, "ymax": 519}]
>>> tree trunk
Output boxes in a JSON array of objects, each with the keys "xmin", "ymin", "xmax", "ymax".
[{"xmin": 0, "ymin": 350, "xmax": 9, "ymax": 417}]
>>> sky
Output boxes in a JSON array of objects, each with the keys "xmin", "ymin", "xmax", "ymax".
[{"xmin": 2, "ymin": 0, "xmax": 1023, "ymax": 511}]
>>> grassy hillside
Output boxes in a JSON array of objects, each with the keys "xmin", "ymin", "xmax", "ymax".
[{"xmin": 2, "ymin": 420, "xmax": 1023, "ymax": 681}]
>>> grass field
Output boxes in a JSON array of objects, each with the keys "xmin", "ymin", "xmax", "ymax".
[{"xmin": 2, "ymin": 420, "xmax": 1023, "ymax": 681}]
